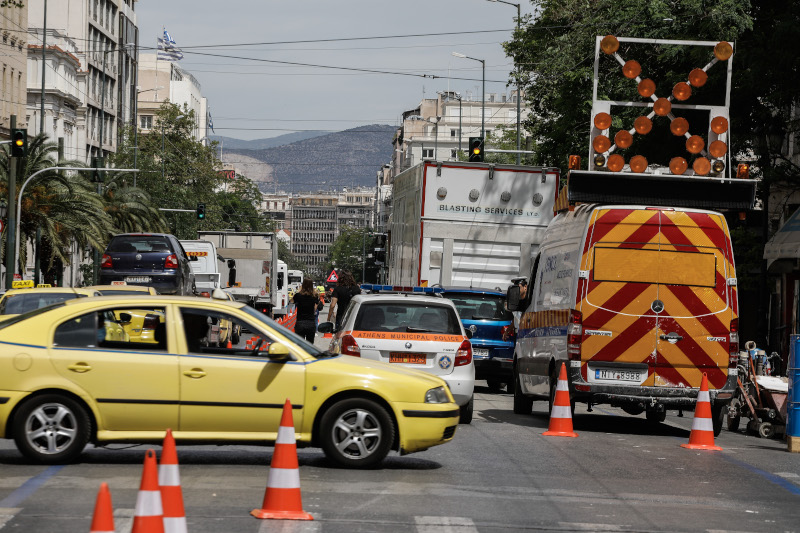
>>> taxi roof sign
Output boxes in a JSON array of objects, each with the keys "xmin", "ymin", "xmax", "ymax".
[
  {"xmin": 11, "ymin": 280, "xmax": 34, "ymax": 289},
  {"xmin": 327, "ymin": 270, "xmax": 339, "ymax": 283},
  {"xmin": 110, "ymin": 281, "xmax": 127, "ymax": 285}
]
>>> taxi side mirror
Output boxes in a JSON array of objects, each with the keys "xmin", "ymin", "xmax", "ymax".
[
  {"xmin": 506, "ymin": 285, "xmax": 521, "ymax": 311},
  {"xmin": 118, "ymin": 312, "xmax": 132, "ymax": 324},
  {"xmin": 267, "ymin": 342, "xmax": 290, "ymax": 361},
  {"xmin": 317, "ymin": 321, "xmax": 335, "ymax": 334},
  {"xmin": 465, "ymin": 329, "xmax": 473, "ymax": 339}
]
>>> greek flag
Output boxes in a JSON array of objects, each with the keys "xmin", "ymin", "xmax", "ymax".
[
  {"xmin": 157, "ymin": 28, "xmax": 183, "ymax": 61},
  {"xmin": 208, "ymin": 111, "xmax": 215, "ymax": 133}
]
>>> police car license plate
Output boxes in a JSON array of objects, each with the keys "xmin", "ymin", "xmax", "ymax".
[
  {"xmin": 594, "ymin": 369, "xmax": 644, "ymax": 382},
  {"xmin": 125, "ymin": 276, "xmax": 151, "ymax": 283},
  {"xmin": 473, "ymin": 348, "xmax": 489, "ymax": 359},
  {"xmin": 389, "ymin": 353, "xmax": 426, "ymax": 364}
]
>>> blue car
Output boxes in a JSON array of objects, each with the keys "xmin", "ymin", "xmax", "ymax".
[{"xmin": 441, "ymin": 287, "xmax": 516, "ymax": 392}]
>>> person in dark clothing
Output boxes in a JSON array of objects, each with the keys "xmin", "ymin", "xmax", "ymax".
[
  {"xmin": 326, "ymin": 270, "xmax": 360, "ymax": 329},
  {"xmin": 293, "ymin": 279, "xmax": 323, "ymax": 343}
]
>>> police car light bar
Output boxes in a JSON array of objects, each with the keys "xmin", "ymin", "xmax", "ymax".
[{"xmin": 361, "ymin": 284, "xmax": 445, "ymax": 294}]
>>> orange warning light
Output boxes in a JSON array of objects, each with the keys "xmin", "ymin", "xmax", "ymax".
[
  {"xmin": 568, "ymin": 155, "xmax": 581, "ymax": 170},
  {"xmin": 614, "ymin": 130, "xmax": 633, "ymax": 149},
  {"xmin": 607, "ymin": 154, "xmax": 625, "ymax": 172},
  {"xmin": 709, "ymin": 140, "xmax": 728, "ymax": 158},
  {"xmin": 714, "ymin": 41, "xmax": 733, "ymax": 61},
  {"xmin": 669, "ymin": 157, "xmax": 688, "ymax": 175},
  {"xmin": 592, "ymin": 135, "xmax": 611, "ymax": 154},
  {"xmin": 638, "ymin": 79, "xmax": 656, "ymax": 98},
  {"xmin": 689, "ymin": 68, "xmax": 708, "ymax": 87},
  {"xmin": 712, "ymin": 159, "xmax": 725, "ymax": 174},
  {"xmin": 670, "ymin": 117, "xmax": 689, "ymax": 136},
  {"xmin": 710, "ymin": 116, "xmax": 729, "ymax": 134},
  {"xmin": 634, "ymin": 116, "xmax": 653, "ymax": 135},
  {"xmin": 653, "ymin": 98, "xmax": 672, "ymax": 117},
  {"xmin": 622, "ymin": 60, "xmax": 641, "ymax": 79},
  {"xmin": 601, "ymin": 35, "xmax": 620, "ymax": 55},
  {"xmin": 629, "ymin": 155, "xmax": 648, "ymax": 173},
  {"xmin": 686, "ymin": 135, "xmax": 705, "ymax": 154},
  {"xmin": 693, "ymin": 157, "xmax": 711, "ymax": 176},
  {"xmin": 593, "ymin": 112, "xmax": 612, "ymax": 130},
  {"xmin": 673, "ymin": 82, "xmax": 692, "ymax": 101},
  {"xmin": 736, "ymin": 163, "xmax": 750, "ymax": 179}
]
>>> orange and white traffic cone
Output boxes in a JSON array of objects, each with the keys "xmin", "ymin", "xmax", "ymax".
[
  {"xmin": 89, "ymin": 482, "xmax": 115, "ymax": 533},
  {"xmin": 681, "ymin": 373, "xmax": 722, "ymax": 451},
  {"xmin": 251, "ymin": 399, "xmax": 313, "ymax": 521},
  {"xmin": 543, "ymin": 362, "xmax": 578, "ymax": 437},
  {"xmin": 159, "ymin": 429, "xmax": 187, "ymax": 533},
  {"xmin": 132, "ymin": 449, "xmax": 165, "ymax": 533},
  {"xmin": 226, "ymin": 339, "xmax": 233, "ymax": 349}
]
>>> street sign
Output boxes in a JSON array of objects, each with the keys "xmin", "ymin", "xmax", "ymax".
[{"xmin": 326, "ymin": 270, "xmax": 338, "ymax": 283}]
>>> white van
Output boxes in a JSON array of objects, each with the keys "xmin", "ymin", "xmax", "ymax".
[{"xmin": 180, "ymin": 240, "xmax": 221, "ymax": 295}]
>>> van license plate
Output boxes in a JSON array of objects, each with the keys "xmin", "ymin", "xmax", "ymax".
[
  {"xmin": 125, "ymin": 276, "xmax": 151, "ymax": 283},
  {"xmin": 473, "ymin": 348, "xmax": 489, "ymax": 359},
  {"xmin": 595, "ymin": 369, "xmax": 644, "ymax": 382},
  {"xmin": 389, "ymin": 353, "xmax": 426, "ymax": 364}
]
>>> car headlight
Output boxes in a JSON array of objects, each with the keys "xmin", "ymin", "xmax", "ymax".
[{"xmin": 425, "ymin": 386, "xmax": 450, "ymax": 404}]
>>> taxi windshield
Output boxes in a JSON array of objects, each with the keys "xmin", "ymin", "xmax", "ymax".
[
  {"xmin": 354, "ymin": 302, "xmax": 461, "ymax": 334},
  {"xmin": 0, "ymin": 302, "xmax": 67, "ymax": 329},
  {"xmin": 241, "ymin": 306, "xmax": 324, "ymax": 357},
  {"xmin": 0, "ymin": 292, "xmax": 83, "ymax": 315}
]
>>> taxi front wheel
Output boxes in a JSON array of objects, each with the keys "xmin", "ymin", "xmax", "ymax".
[
  {"xmin": 13, "ymin": 394, "xmax": 91, "ymax": 464},
  {"xmin": 320, "ymin": 398, "xmax": 394, "ymax": 469}
]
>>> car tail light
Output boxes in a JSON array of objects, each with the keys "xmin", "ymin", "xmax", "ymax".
[
  {"xmin": 501, "ymin": 324, "xmax": 516, "ymax": 341},
  {"xmin": 455, "ymin": 339, "xmax": 472, "ymax": 366},
  {"xmin": 100, "ymin": 254, "xmax": 112, "ymax": 268},
  {"xmin": 142, "ymin": 314, "xmax": 160, "ymax": 330},
  {"xmin": 164, "ymin": 254, "xmax": 179, "ymax": 269},
  {"xmin": 567, "ymin": 309, "xmax": 583, "ymax": 360},
  {"xmin": 728, "ymin": 317, "xmax": 739, "ymax": 367},
  {"xmin": 340, "ymin": 334, "xmax": 361, "ymax": 357}
]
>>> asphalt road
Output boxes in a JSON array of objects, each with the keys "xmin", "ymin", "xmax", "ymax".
[{"xmin": 1, "ymin": 305, "xmax": 798, "ymax": 532}]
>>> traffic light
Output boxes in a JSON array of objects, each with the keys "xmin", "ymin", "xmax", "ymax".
[
  {"xmin": 373, "ymin": 233, "xmax": 387, "ymax": 264},
  {"xmin": 468, "ymin": 137, "xmax": 484, "ymax": 162},
  {"xmin": 10, "ymin": 128, "xmax": 27, "ymax": 158},
  {"xmin": 91, "ymin": 156, "xmax": 105, "ymax": 182},
  {"xmin": 196, "ymin": 203, "xmax": 206, "ymax": 220}
]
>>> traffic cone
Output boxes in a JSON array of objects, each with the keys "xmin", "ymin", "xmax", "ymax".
[
  {"xmin": 226, "ymin": 339, "xmax": 233, "ymax": 349},
  {"xmin": 132, "ymin": 449, "xmax": 165, "ymax": 533},
  {"xmin": 159, "ymin": 429, "xmax": 187, "ymax": 533},
  {"xmin": 89, "ymin": 482, "xmax": 114, "ymax": 533},
  {"xmin": 251, "ymin": 399, "xmax": 313, "ymax": 521},
  {"xmin": 543, "ymin": 362, "xmax": 578, "ymax": 437},
  {"xmin": 681, "ymin": 373, "xmax": 722, "ymax": 451}
]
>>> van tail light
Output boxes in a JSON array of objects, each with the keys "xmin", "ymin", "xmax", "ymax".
[
  {"xmin": 456, "ymin": 339, "xmax": 472, "ymax": 366},
  {"xmin": 340, "ymin": 334, "xmax": 361, "ymax": 357},
  {"xmin": 142, "ymin": 314, "xmax": 160, "ymax": 330},
  {"xmin": 501, "ymin": 324, "xmax": 516, "ymax": 342},
  {"xmin": 100, "ymin": 254, "xmax": 112, "ymax": 268},
  {"xmin": 567, "ymin": 309, "xmax": 583, "ymax": 360},
  {"xmin": 200, "ymin": 292, "xmax": 210, "ymax": 298},
  {"xmin": 728, "ymin": 317, "xmax": 739, "ymax": 367},
  {"xmin": 164, "ymin": 254, "xmax": 179, "ymax": 269}
]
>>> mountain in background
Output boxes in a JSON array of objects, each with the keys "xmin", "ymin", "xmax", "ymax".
[
  {"xmin": 209, "ymin": 130, "xmax": 328, "ymax": 151},
  {"xmin": 222, "ymin": 124, "xmax": 396, "ymax": 193}
]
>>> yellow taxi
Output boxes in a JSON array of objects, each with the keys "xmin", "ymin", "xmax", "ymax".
[
  {"xmin": 0, "ymin": 295, "xmax": 459, "ymax": 467},
  {"xmin": 87, "ymin": 283, "xmax": 159, "ymax": 296},
  {"xmin": 88, "ymin": 284, "xmax": 163, "ymax": 343},
  {"xmin": 0, "ymin": 281, "xmax": 102, "ymax": 318}
]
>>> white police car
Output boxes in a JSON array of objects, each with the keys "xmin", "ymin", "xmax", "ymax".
[{"xmin": 319, "ymin": 285, "xmax": 475, "ymax": 424}]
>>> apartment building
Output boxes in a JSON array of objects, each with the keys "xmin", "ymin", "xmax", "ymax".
[
  {"xmin": 291, "ymin": 194, "xmax": 338, "ymax": 275},
  {"xmin": 1, "ymin": 2, "xmax": 28, "ymax": 139}
]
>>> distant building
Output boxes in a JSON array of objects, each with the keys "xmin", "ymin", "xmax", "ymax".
[
  {"xmin": 291, "ymin": 194, "xmax": 338, "ymax": 275},
  {"xmin": 1, "ymin": 2, "xmax": 28, "ymax": 140},
  {"xmin": 260, "ymin": 192, "xmax": 292, "ymax": 230}
]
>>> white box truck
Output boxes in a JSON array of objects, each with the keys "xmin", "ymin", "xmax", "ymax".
[
  {"xmin": 387, "ymin": 161, "xmax": 559, "ymax": 289},
  {"xmin": 196, "ymin": 231, "xmax": 289, "ymax": 318}
]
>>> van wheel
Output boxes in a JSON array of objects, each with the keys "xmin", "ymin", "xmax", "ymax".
[
  {"xmin": 13, "ymin": 394, "xmax": 91, "ymax": 464},
  {"xmin": 459, "ymin": 396, "xmax": 474, "ymax": 424},
  {"xmin": 513, "ymin": 370, "xmax": 533, "ymax": 415}
]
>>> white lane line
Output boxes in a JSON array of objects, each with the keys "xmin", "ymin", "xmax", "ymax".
[
  {"xmin": 257, "ymin": 516, "xmax": 321, "ymax": 533},
  {"xmin": 774, "ymin": 472, "xmax": 799, "ymax": 479},
  {"xmin": 0, "ymin": 508, "xmax": 20, "ymax": 530},
  {"xmin": 114, "ymin": 507, "xmax": 134, "ymax": 533},
  {"xmin": 415, "ymin": 516, "xmax": 478, "ymax": 533},
  {"xmin": 559, "ymin": 523, "xmax": 623, "ymax": 531}
]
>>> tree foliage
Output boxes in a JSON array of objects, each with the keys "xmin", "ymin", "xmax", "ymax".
[{"xmin": 324, "ymin": 226, "xmax": 379, "ymax": 284}]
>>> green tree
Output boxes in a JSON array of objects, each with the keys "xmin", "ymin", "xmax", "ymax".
[{"xmin": 324, "ymin": 226, "xmax": 378, "ymax": 283}]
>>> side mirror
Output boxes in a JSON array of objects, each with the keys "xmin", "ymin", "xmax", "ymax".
[
  {"xmin": 506, "ymin": 285, "xmax": 521, "ymax": 311},
  {"xmin": 189, "ymin": 255, "xmax": 198, "ymax": 261},
  {"xmin": 317, "ymin": 321, "xmax": 335, "ymax": 334},
  {"xmin": 267, "ymin": 342, "xmax": 290, "ymax": 361},
  {"xmin": 118, "ymin": 312, "xmax": 132, "ymax": 324}
]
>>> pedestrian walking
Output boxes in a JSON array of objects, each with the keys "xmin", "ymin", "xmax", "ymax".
[
  {"xmin": 327, "ymin": 270, "xmax": 360, "ymax": 330},
  {"xmin": 293, "ymin": 279, "xmax": 323, "ymax": 343}
]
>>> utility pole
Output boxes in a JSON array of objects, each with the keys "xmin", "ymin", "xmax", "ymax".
[{"xmin": 5, "ymin": 115, "xmax": 17, "ymax": 290}]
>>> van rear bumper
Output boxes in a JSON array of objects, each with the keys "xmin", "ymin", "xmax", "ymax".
[{"xmin": 569, "ymin": 366, "xmax": 737, "ymax": 407}]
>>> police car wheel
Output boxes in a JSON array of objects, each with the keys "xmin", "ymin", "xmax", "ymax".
[
  {"xmin": 513, "ymin": 371, "xmax": 533, "ymax": 415},
  {"xmin": 13, "ymin": 394, "xmax": 91, "ymax": 464},
  {"xmin": 320, "ymin": 398, "xmax": 394, "ymax": 468},
  {"xmin": 459, "ymin": 396, "xmax": 474, "ymax": 424}
]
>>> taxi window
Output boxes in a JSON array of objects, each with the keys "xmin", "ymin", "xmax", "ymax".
[
  {"xmin": 354, "ymin": 302, "xmax": 460, "ymax": 334},
  {"xmin": 53, "ymin": 306, "xmax": 167, "ymax": 350},
  {"xmin": 241, "ymin": 306, "xmax": 322, "ymax": 356},
  {"xmin": 180, "ymin": 308, "xmax": 292, "ymax": 358},
  {"xmin": 1, "ymin": 292, "xmax": 81, "ymax": 315},
  {"xmin": 0, "ymin": 302, "xmax": 66, "ymax": 330}
]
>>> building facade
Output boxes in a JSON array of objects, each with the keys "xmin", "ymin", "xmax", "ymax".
[
  {"xmin": 1, "ymin": 2, "xmax": 28, "ymax": 139},
  {"xmin": 291, "ymin": 194, "xmax": 339, "ymax": 275}
]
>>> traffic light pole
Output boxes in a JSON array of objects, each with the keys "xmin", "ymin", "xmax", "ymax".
[{"xmin": 5, "ymin": 115, "xmax": 17, "ymax": 290}]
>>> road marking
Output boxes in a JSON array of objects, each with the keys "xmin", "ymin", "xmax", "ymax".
[
  {"xmin": 559, "ymin": 523, "xmax": 624, "ymax": 531},
  {"xmin": 0, "ymin": 508, "xmax": 20, "ymax": 530},
  {"xmin": 415, "ymin": 516, "xmax": 478, "ymax": 532},
  {"xmin": 0, "ymin": 465, "xmax": 64, "ymax": 508},
  {"xmin": 258, "ymin": 516, "xmax": 320, "ymax": 533},
  {"xmin": 114, "ymin": 508, "xmax": 134, "ymax": 533},
  {"xmin": 774, "ymin": 472, "xmax": 799, "ymax": 479},
  {"xmin": 720, "ymin": 455, "xmax": 800, "ymax": 496}
]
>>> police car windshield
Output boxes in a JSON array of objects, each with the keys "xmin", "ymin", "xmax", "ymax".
[
  {"xmin": 0, "ymin": 292, "xmax": 84, "ymax": 315},
  {"xmin": 354, "ymin": 302, "xmax": 461, "ymax": 334},
  {"xmin": 442, "ymin": 293, "xmax": 513, "ymax": 321}
]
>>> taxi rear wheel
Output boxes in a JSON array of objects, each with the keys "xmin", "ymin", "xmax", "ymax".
[
  {"xmin": 13, "ymin": 394, "xmax": 91, "ymax": 464},
  {"xmin": 320, "ymin": 398, "xmax": 394, "ymax": 468}
]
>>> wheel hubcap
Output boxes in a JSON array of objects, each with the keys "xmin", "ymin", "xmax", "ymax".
[
  {"xmin": 331, "ymin": 408, "xmax": 382, "ymax": 459},
  {"xmin": 26, "ymin": 403, "xmax": 77, "ymax": 455}
]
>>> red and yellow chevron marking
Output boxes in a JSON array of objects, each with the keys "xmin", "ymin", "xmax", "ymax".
[{"xmin": 578, "ymin": 208, "xmax": 736, "ymax": 389}]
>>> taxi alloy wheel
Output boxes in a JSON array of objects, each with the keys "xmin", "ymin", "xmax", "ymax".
[
  {"xmin": 13, "ymin": 394, "xmax": 91, "ymax": 464},
  {"xmin": 513, "ymin": 369, "xmax": 533, "ymax": 415},
  {"xmin": 320, "ymin": 398, "xmax": 394, "ymax": 469}
]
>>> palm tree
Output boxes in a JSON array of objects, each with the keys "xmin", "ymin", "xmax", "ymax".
[{"xmin": 97, "ymin": 170, "xmax": 168, "ymax": 235}]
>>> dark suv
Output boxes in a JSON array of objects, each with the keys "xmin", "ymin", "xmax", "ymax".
[
  {"xmin": 99, "ymin": 233, "xmax": 196, "ymax": 295},
  {"xmin": 441, "ymin": 287, "xmax": 516, "ymax": 392}
]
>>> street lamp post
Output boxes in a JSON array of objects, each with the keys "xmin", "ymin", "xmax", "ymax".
[
  {"xmin": 488, "ymin": 0, "xmax": 522, "ymax": 164},
  {"xmin": 456, "ymin": 93, "xmax": 462, "ymax": 157},
  {"xmin": 452, "ymin": 52, "xmax": 486, "ymax": 139},
  {"xmin": 424, "ymin": 116, "xmax": 441, "ymax": 161}
]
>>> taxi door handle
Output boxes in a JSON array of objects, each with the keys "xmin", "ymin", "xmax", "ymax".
[
  {"xmin": 67, "ymin": 363, "xmax": 92, "ymax": 373},
  {"xmin": 183, "ymin": 369, "xmax": 206, "ymax": 379}
]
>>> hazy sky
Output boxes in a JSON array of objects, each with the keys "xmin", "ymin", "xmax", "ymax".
[{"xmin": 135, "ymin": 0, "xmax": 534, "ymax": 140}]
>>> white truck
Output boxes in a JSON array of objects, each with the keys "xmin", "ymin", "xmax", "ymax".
[
  {"xmin": 196, "ymin": 231, "xmax": 289, "ymax": 318},
  {"xmin": 287, "ymin": 270, "xmax": 303, "ymax": 294},
  {"xmin": 387, "ymin": 161, "xmax": 559, "ymax": 289},
  {"xmin": 180, "ymin": 239, "xmax": 221, "ymax": 294}
]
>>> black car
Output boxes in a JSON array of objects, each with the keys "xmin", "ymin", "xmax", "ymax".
[{"xmin": 99, "ymin": 233, "xmax": 197, "ymax": 295}]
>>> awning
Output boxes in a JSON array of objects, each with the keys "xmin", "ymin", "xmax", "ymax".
[{"xmin": 764, "ymin": 206, "xmax": 800, "ymax": 271}]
